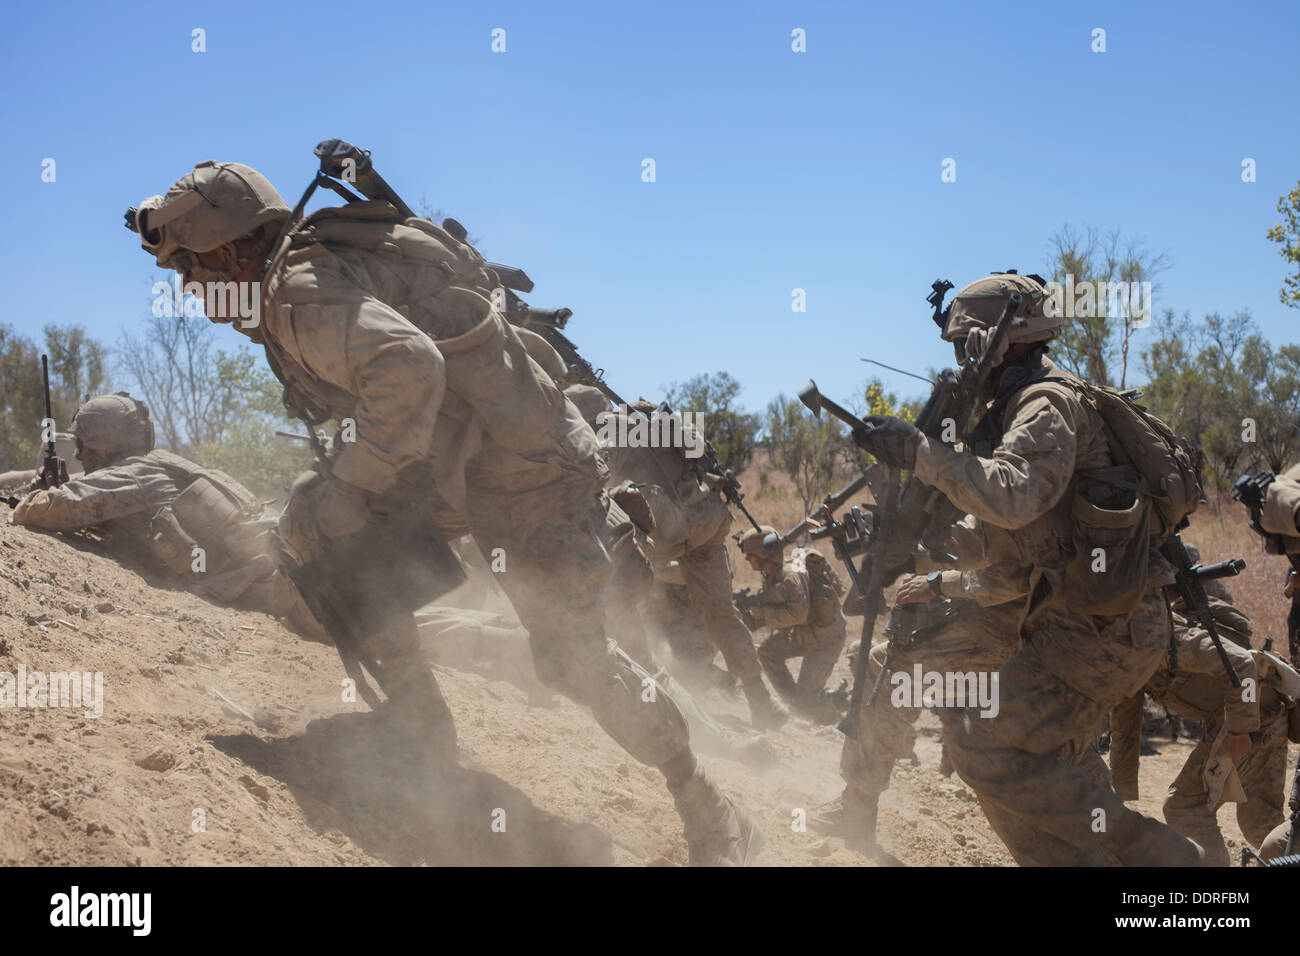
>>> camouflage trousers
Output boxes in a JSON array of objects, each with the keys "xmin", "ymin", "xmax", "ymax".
[
  {"xmin": 462, "ymin": 446, "xmax": 691, "ymax": 769},
  {"xmin": 1259, "ymin": 818, "xmax": 1295, "ymax": 861},
  {"xmin": 842, "ymin": 600, "xmax": 1025, "ymax": 794},
  {"xmin": 942, "ymin": 592, "xmax": 1201, "ymax": 866},
  {"xmin": 678, "ymin": 527, "xmax": 765, "ymax": 684},
  {"xmin": 760, "ymin": 622, "xmax": 845, "ymax": 718},
  {"xmin": 1163, "ymin": 705, "xmax": 1292, "ymax": 862}
]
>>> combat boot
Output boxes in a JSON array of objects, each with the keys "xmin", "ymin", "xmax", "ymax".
[
  {"xmin": 382, "ymin": 664, "xmax": 459, "ymax": 758},
  {"xmin": 742, "ymin": 678, "xmax": 788, "ymax": 731},
  {"xmin": 809, "ymin": 787, "xmax": 878, "ymax": 854},
  {"xmin": 669, "ymin": 761, "xmax": 765, "ymax": 866}
]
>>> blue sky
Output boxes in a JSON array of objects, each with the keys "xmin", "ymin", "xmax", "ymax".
[{"xmin": 1, "ymin": 0, "xmax": 1297, "ymax": 417}]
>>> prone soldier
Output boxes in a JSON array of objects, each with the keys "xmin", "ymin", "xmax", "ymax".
[{"xmin": 9, "ymin": 393, "xmax": 321, "ymax": 639}]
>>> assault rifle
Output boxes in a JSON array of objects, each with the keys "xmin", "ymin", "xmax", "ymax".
[
  {"xmin": 798, "ymin": 287, "xmax": 1025, "ymax": 736},
  {"xmin": 38, "ymin": 355, "xmax": 67, "ymax": 490},
  {"xmin": 5, "ymin": 354, "xmax": 68, "ymax": 509},
  {"xmin": 1161, "ymin": 532, "xmax": 1243, "ymax": 687}
]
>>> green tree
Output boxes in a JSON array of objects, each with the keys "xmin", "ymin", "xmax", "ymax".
[
  {"xmin": 1266, "ymin": 180, "xmax": 1300, "ymax": 308},
  {"xmin": 1048, "ymin": 225, "xmax": 1170, "ymax": 389},
  {"xmin": 764, "ymin": 394, "xmax": 850, "ymax": 514},
  {"xmin": 0, "ymin": 324, "xmax": 43, "ymax": 470},
  {"xmin": 1141, "ymin": 309, "xmax": 1300, "ymax": 492},
  {"xmin": 663, "ymin": 371, "xmax": 760, "ymax": 471},
  {"xmin": 119, "ymin": 304, "xmax": 312, "ymax": 501},
  {"xmin": 0, "ymin": 324, "xmax": 111, "ymax": 473},
  {"xmin": 186, "ymin": 351, "xmax": 315, "ymax": 502}
]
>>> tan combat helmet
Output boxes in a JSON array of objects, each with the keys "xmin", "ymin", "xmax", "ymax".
[
  {"xmin": 69, "ymin": 393, "xmax": 155, "ymax": 465},
  {"xmin": 127, "ymin": 161, "xmax": 290, "ymax": 272},
  {"xmin": 564, "ymin": 384, "xmax": 613, "ymax": 429},
  {"xmin": 941, "ymin": 272, "xmax": 1060, "ymax": 367},
  {"xmin": 738, "ymin": 524, "xmax": 783, "ymax": 558}
]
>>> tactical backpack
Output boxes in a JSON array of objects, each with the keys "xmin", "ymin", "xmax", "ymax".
[
  {"xmin": 1053, "ymin": 380, "xmax": 1203, "ymax": 616},
  {"xmin": 1062, "ymin": 381, "xmax": 1203, "ymax": 539},
  {"xmin": 143, "ymin": 450, "xmax": 270, "ymax": 592},
  {"xmin": 795, "ymin": 548, "xmax": 846, "ymax": 627}
]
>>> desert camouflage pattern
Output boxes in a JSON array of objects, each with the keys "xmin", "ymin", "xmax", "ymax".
[
  {"xmin": 251, "ymin": 201, "xmax": 716, "ymax": 776},
  {"xmin": 595, "ymin": 405, "xmax": 781, "ymax": 722},
  {"xmin": 1109, "ymin": 594, "xmax": 1294, "ymax": 862},
  {"xmin": 908, "ymin": 356, "xmax": 1199, "ymax": 865},
  {"xmin": 753, "ymin": 547, "xmax": 847, "ymax": 719},
  {"xmin": 11, "ymin": 449, "xmax": 318, "ymax": 637}
]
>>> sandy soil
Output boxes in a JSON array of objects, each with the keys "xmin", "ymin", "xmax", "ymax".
[{"xmin": 1, "ymin": 514, "xmax": 1294, "ymax": 867}]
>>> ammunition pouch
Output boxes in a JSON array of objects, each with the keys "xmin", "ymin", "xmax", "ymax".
[
  {"xmin": 1063, "ymin": 466, "xmax": 1150, "ymax": 617},
  {"xmin": 149, "ymin": 507, "xmax": 201, "ymax": 575},
  {"xmin": 439, "ymin": 307, "xmax": 602, "ymax": 478}
]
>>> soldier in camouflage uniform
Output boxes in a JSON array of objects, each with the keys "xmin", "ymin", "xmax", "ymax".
[
  {"xmin": 10, "ymin": 393, "xmax": 321, "ymax": 640},
  {"xmin": 126, "ymin": 160, "xmax": 762, "ymax": 864},
  {"xmin": 815, "ymin": 537, "xmax": 1112, "ymax": 856},
  {"xmin": 0, "ymin": 433, "xmax": 82, "ymax": 490},
  {"xmin": 593, "ymin": 400, "xmax": 788, "ymax": 731},
  {"xmin": 850, "ymin": 272, "xmax": 1202, "ymax": 866},
  {"xmin": 736, "ymin": 525, "xmax": 846, "ymax": 723},
  {"xmin": 1249, "ymin": 462, "xmax": 1300, "ymax": 666},
  {"xmin": 1108, "ymin": 548, "xmax": 1295, "ymax": 864}
]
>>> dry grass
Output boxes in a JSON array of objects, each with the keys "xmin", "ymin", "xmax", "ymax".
[{"xmin": 1184, "ymin": 493, "xmax": 1293, "ymax": 652}]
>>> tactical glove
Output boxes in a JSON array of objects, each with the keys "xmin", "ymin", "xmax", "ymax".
[{"xmin": 851, "ymin": 415, "xmax": 920, "ymax": 471}]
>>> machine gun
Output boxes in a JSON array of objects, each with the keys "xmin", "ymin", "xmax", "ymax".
[{"xmin": 797, "ymin": 286, "xmax": 1025, "ymax": 736}]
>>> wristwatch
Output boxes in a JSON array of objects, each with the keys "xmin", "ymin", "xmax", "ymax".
[{"xmin": 927, "ymin": 570, "xmax": 944, "ymax": 598}]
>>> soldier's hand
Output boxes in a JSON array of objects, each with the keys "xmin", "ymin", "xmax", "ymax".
[
  {"xmin": 894, "ymin": 574, "xmax": 934, "ymax": 605},
  {"xmin": 1222, "ymin": 732, "xmax": 1252, "ymax": 765},
  {"xmin": 315, "ymin": 477, "xmax": 370, "ymax": 542},
  {"xmin": 851, "ymin": 415, "xmax": 919, "ymax": 471}
]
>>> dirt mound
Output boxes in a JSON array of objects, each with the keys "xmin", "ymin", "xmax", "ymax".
[{"xmin": 1, "ymin": 519, "xmax": 1286, "ymax": 866}]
